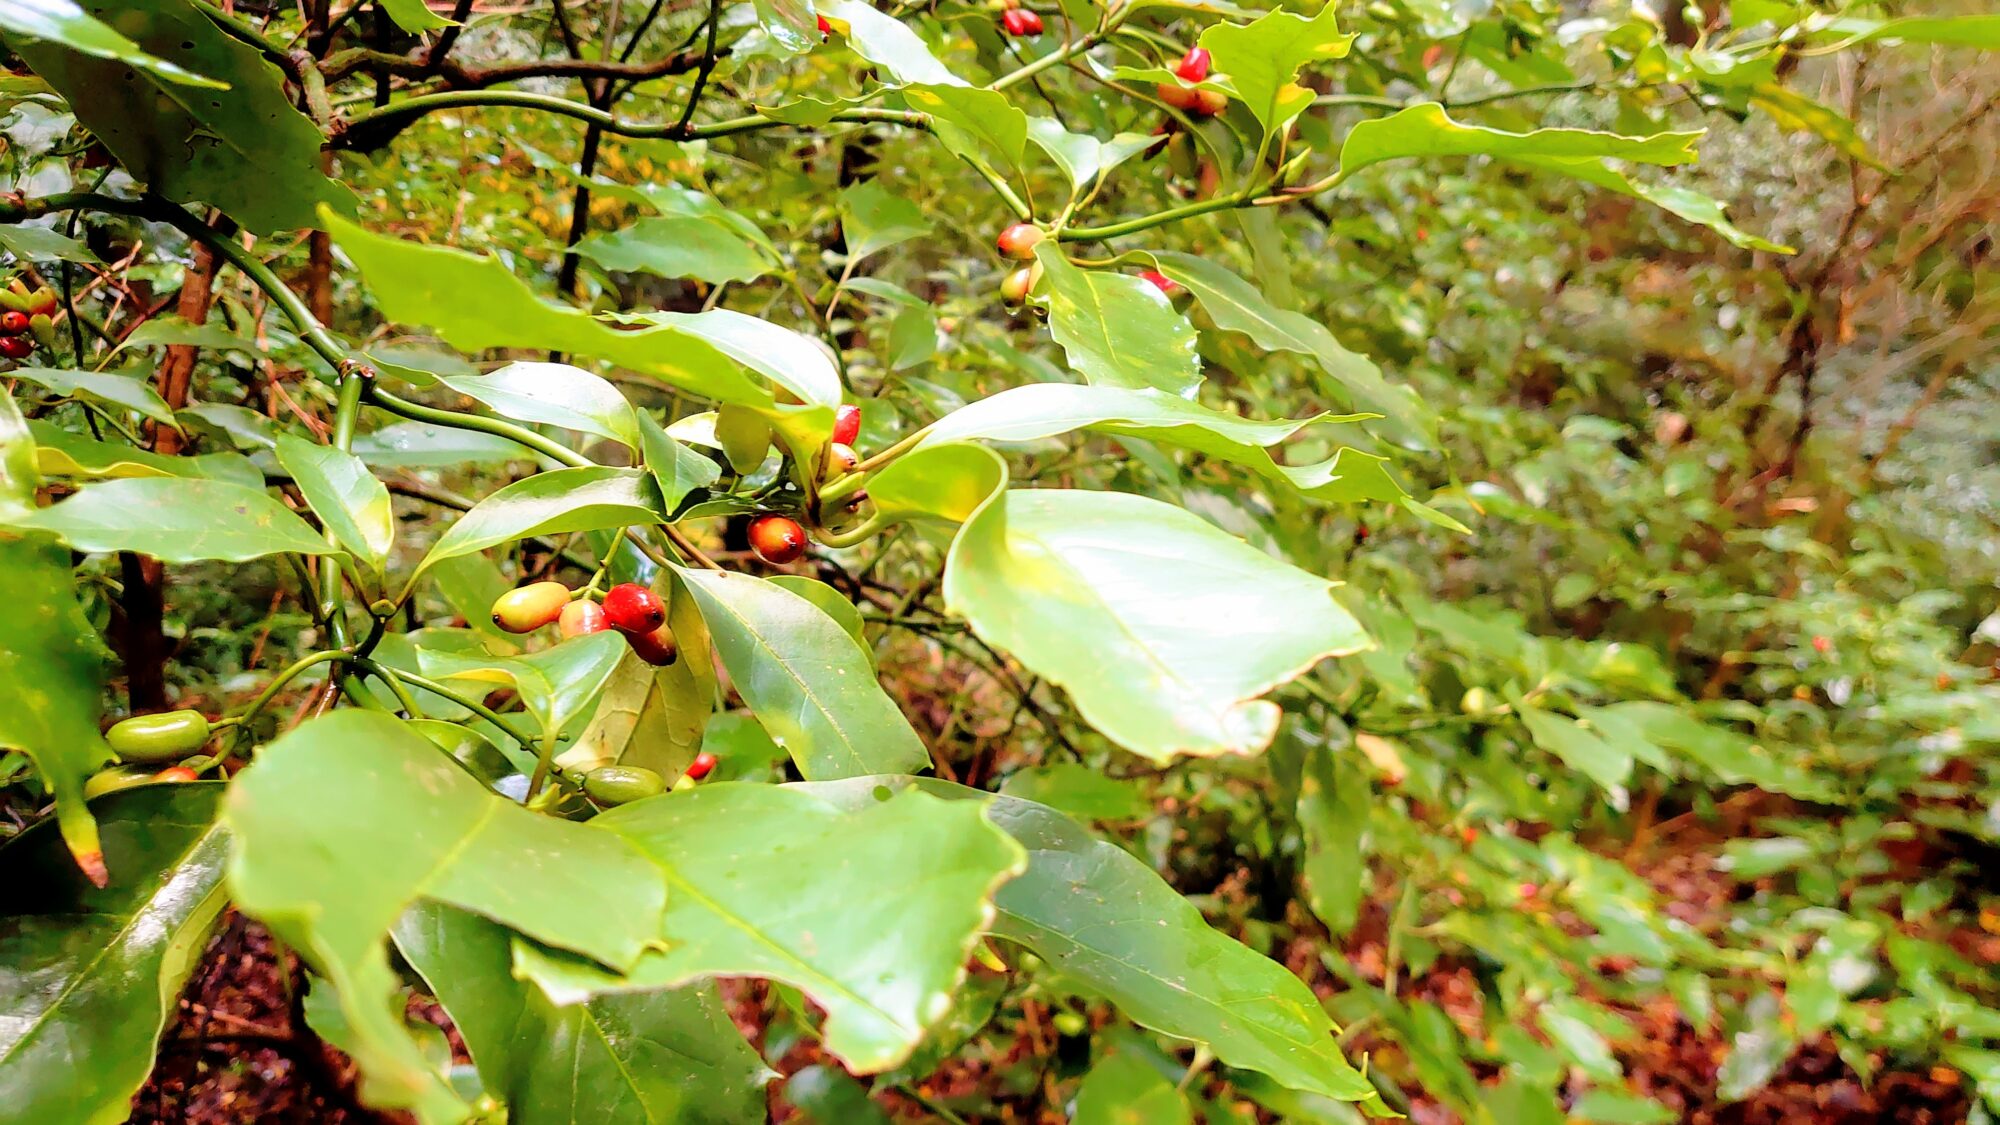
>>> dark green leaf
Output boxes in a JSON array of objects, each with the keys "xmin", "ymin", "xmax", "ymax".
[{"xmin": 4, "ymin": 477, "xmax": 337, "ymax": 562}]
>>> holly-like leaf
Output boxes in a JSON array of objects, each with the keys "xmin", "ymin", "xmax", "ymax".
[
  {"xmin": 1516, "ymin": 156, "xmax": 1791, "ymax": 253},
  {"xmin": 903, "ymin": 85, "xmax": 1028, "ymax": 174},
  {"xmin": 0, "ymin": 0, "xmax": 225, "ymax": 86},
  {"xmin": 675, "ymin": 568, "xmax": 929, "ymax": 779},
  {"xmin": 1148, "ymin": 251, "xmax": 1435, "ymax": 447},
  {"xmin": 574, "ymin": 217, "xmax": 775, "ymax": 285},
  {"xmin": 528, "ymin": 783, "xmax": 1028, "ymax": 1073},
  {"xmin": 0, "ymin": 784, "xmax": 231, "ymax": 1125},
  {"xmin": 225, "ymin": 711, "xmax": 666, "ymax": 1123},
  {"xmin": 1025, "ymin": 119, "xmax": 1155, "ymax": 192},
  {"xmin": 838, "ymin": 179, "xmax": 934, "ymax": 263},
  {"xmin": 3, "ymin": 477, "xmax": 338, "ymax": 563},
  {"xmin": 1033, "ymin": 248, "xmax": 1202, "ymax": 398},
  {"xmin": 413, "ymin": 467, "xmax": 664, "ymax": 580},
  {"xmin": 802, "ymin": 778, "xmax": 1379, "ymax": 1102},
  {"xmin": 7, "ymin": 0, "xmax": 354, "ymax": 233},
  {"xmin": 393, "ymin": 903, "xmax": 772, "ymax": 1125},
  {"xmin": 819, "ymin": 0, "xmax": 965, "ymax": 86},
  {"xmin": 947, "ymin": 488, "xmax": 1370, "ymax": 761},
  {"xmin": 1199, "ymin": 3, "xmax": 1353, "ymax": 137},
  {"xmin": 1336, "ymin": 103, "xmax": 1702, "ymax": 181},
  {"xmin": 273, "ymin": 435, "xmax": 395, "ymax": 579}
]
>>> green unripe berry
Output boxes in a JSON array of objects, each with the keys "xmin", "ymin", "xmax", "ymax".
[
  {"xmin": 105, "ymin": 710, "xmax": 212, "ymax": 763},
  {"xmin": 584, "ymin": 765, "xmax": 667, "ymax": 806}
]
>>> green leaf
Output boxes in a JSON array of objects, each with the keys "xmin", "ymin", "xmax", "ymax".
[
  {"xmin": 274, "ymin": 435, "xmax": 395, "ymax": 579},
  {"xmin": 1297, "ymin": 740, "xmax": 1367, "ymax": 936},
  {"xmin": 116, "ymin": 315, "xmax": 257, "ymax": 354},
  {"xmin": 441, "ymin": 362, "xmax": 642, "ymax": 451},
  {"xmin": 1074, "ymin": 1047, "xmax": 1192, "ymax": 1125},
  {"xmin": 558, "ymin": 642, "xmax": 711, "ymax": 777},
  {"xmin": 1538, "ymin": 998, "xmax": 1622, "ymax": 1082},
  {"xmin": 349, "ymin": 420, "xmax": 534, "ymax": 467},
  {"xmin": 1033, "ymin": 248, "xmax": 1202, "ymax": 398},
  {"xmin": 7, "ymin": 366, "xmax": 174, "ymax": 426},
  {"xmin": 1515, "ymin": 156, "xmax": 1791, "ymax": 253},
  {"xmin": 869, "ymin": 442, "xmax": 1008, "ymax": 526},
  {"xmin": 414, "ymin": 466, "xmax": 663, "ymax": 579},
  {"xmin": 838, "ymin": 179, "xmax": 933, "ymax": 263},
  {"xmin": 996, "ymin": 763, "xmax": 1148, "ymax": 822},
  {"xmin": 1337, "ymin": 103, "xmax": 1702, "ymax": 181},
  {"xmin": 0, "ymin": 391, "xmax": 36, "ymax": 518},
  {"xmin": 819, "ymin": 0, "xmax": 964, "ymax": 86},
  {"xmin": 1749, "ymin": 83, "xmax": 1881, "ymax": 167},
  {"xmin": 1569, "ymin": 1089, "xmax": 1679, "ymax": 1125},
  {"xmin": 28, "ymin": 421, "xmax": 262, "ymax": 489},
  {"xmin": 326, "ymin": 213, "xmax": 813, "ymax": 414},
  {"xmin": 393, "ymin": 902, "xmax": 771, "ymax": 1125},
  {"xmin": 1025, "ymin": 119, "xmax": 1156, "ymax": 192},
  {"xmin": 574, "ymin": 216, "xmax": 774, "ymax": 285},
  {"xmin": 4, "ymin": 477, "xmax": 337, "ymax": 562},
  {"xmin": 1198, "ymin": 3, "xmax": 1354, "ymax": 137},
  {"xmin": 225, "ymin": 711, "xmax": 666, "ymax": 1123},
  {"xmin": 1148, "ymin": 252, "xmax": 1434, "ymax": 446},
  {"xmin": 0, "ymin": 784, "xmax": 231, "ymax": 1125},
  {"xmin": 542, "ymin": 783, "xmax": 1027, "ymax": 1073},
  {"xmin": 804, "ymin": 777, "xmax": 1378, "ymax": 1102},
  {"xmin": 945, "ymin": 488, "xmax": 1371, "ymax": 762},
  {"xmin": 418, "ymin": 630, "xmax": 629, "ymax": 738},
  {"xmin": 8, "ymin": 0, "xmax": 354, "ymax": 233},
  {"xmin": 918, "ymin": 383, "xmax": 1395, "ymax": 503},
  {"xmin": 637, "ymin": 410, "xmax": 721, "ymax": 516},
  {"xmin": 675, "ymin": 568, "xmax": 929, "ymax": 779},
  {"xmin": 376, "ymin": 0, "xmax": 451, "ymax": 33},
  {"xmin": 903, "ymin": 85, "xmax": 1028, "ymax": 174},
  {"xmin": 0, "ymin": 0, "xmax": 226, "ymax": 86},
  {"xmin": 768, "ymin": 575, "xmax": 869, "ymax": 654},
  {"xmin": 1518, "ymin": 705, "xmax": 1633, "ymax": 800},
  {"xmin": 1715, "ymin": 992, "xmax": 1794, "ymax": 1101},
  {"xmin": 0, "ymin": 223, "xmax": 100, "ymax": 262},
  {"xmin": 749, "ymin": 0, "xmax": 817, "ymax": 55},
  {"xmin": 1814, "ymin": 14, "xmax": 2000, "ymax": 50},
  {"xmin": 786, "ymin": 1064, "xmax": 892, "ymax": 1124},
  {"xmin": 634, "ymin": 307, "xmax": 842, "ymax": 409}
]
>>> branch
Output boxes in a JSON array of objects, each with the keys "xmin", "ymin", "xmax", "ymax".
[
  {"xmin": 335, "ymin": 90, "xmax": 926, "ymax": 145},
  {"xmin": 321, "ymin": 46, "xmax": 707, "ymax": 89}
]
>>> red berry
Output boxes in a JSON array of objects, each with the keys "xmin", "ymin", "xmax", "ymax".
[
  {"xmin": 1138, "ymin": 269, "xmax": 1182, "ymax": 298},
  {"xmin": 1811, "ymin": 635, "xmax": 1831, "ymax": 655},
  {"xmin": 831, "ymin": 403, "xmax": 862, "ymax": 446},
  {"xmin": 627, "ymin": 623, "xmax": 680, "ymax": 666},
  {"xmin": 816, "ymin": 12, "xmax": 831, "ymax": 32},
  {"xmin": 0, "ymin": 335, "xmax": 30, "ymax": 360},
  {"xmin": 559, "ymin": 599, "xmax": 609, "ymax": 638},
  {"xmin": 996, "ymin": 222, "xmax": 1044, "ymax": 260},
  {"xmin": 153, "ymin": 765, "xmax": 200, "ymax": 783},
  {"xmin": 1001, "ymin": 8, "xmax": 1042, "ymax": 35},
  {"xmin": 1174, "ymin": 46, "xmax": 1211, "ymax": 83},
  {"xmin": 602, "ymin": 583, "xmax": 667, "ymax": 635},
  {"xmin": 0, "ymin": 311, "xmax": 27, "ymax": 335},
  {"xmin": 685, "ymin": 751, "xmax": 718, "ymax": 781},
  {"xmin": 491, "ymin": 581, "xmax": 570, "ymax": 633},
  {"xmin": 748, "ymin": 514, "xmax": 808, "ymax": 565}
]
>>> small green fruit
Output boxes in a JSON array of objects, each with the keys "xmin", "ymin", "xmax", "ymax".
[
  {"xmin": 714, "ymin": 404, "xmax": 773, "ymax": 475},
  {"xmin": 490, "ymin": 581, "xmax": 570, "ymax": 633},
  {"xmin": 84, "ymin": 766, "xmax": 152, "ymax": 800},
  {"xmin": 584, "ymin": 765, "xmax": 666, "ymax": 805},
  {"xmin": 106, "ymin": 710, "xmax": 212, "ymax": 762}
]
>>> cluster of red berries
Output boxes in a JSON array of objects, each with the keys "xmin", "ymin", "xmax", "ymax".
[
  {"xmin": 1155, "ymin": 46, "xmax": 1225, "ymax": 118},
  {"xmin": 1001, "ymin": 7, "xmax": 1043, "ymax": 36},
  {"xmin": 0, "ymin": 281, "xmax": 59, "ymax": 361},
  {"xmin": 492, "ymin": 580, "xmax": 680, "ymax": 664}
]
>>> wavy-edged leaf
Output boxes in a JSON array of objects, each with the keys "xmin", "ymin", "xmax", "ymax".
[
  {"xmin": 441, "ymin": 362, "xmax": 642, "ymax": 451},
  {"xmin": 638, "ymin": 411, "xmax": 721, "ymax": 517},
  {"xmin": 675, "ymin": 568, "xmax": 928, "ymax": 779},
  {"xmin": 903, "ymin": 85, "xmax": 1028, "ymax": 174},
  {"xmin": 1024, "ymin": 118, "xmax": 1155, "ymax": 192},
  {"xmin": 534, "ymin": 782, "xmax": 1027, "ymax": 1073},
  {"xmin": 414, "ymin": 466, "xmax": 663, "ymax": 579},
  {"xmin": 4, "ymin": 477, "xmax": 337, "ymax": 562},
  {"xmin": 946, "ymin": 488, "xmax": 1370, "ymax": 761},
  {"xmin": 803, "ymin": 777, "xmax": 1379, "ymax": 1102},
  {"xmin": 225, "ymin": 711, "xmax": 666, "ymax": 1123},
  {"xmin": 27, "ymin": 421, "xmax": 263, "ymax": 489},
  {"xmin": 349, "ymin": 420, "xmax": 534, "ymax": 468},
  {"xmin": 1515, "ymin": 156, "xmax": 1790, "ymax": 253},
  {"xmin": 819, "ymin": 0, "xmax": 964, "ymax": 86},
  {"xmin": 0, "ymin": 223, "xmax": 100, "ymax": 263},
  {"xmin": 1337, "ymin": 103, "xmax": 1702, "ymax": 180},
  {"xmin": 1198, "ymin": 3, "xmax": 1353, "ymax": 137},
  {"xmin": 1034, "ymin": 247, "xmax": 1202, "ymax": 398},
  {"xmin": 0, "ymin": 784, "xmax": 231, "ymax": 1125},
  {"xmin": 8, "ymin": 0, "xmax": 353, "ymax": 232},
  {"xmin": 838, "ymin": 179, "xmax": 933, "ymax": 264},
  {"xmin": 574, "ymin": 217, "xmax": 774, "ymax": 286},
  {"xmin": 377, "ymin": 0, "xmax": 451, "ymax": 33},
  {"xmin": 1073, "ymin": 1046, "xmax": 1192, "ymax": 1125}
]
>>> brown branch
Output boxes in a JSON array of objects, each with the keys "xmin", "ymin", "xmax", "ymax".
[{"xmin": 319, "ymin": 46, "xmax": 704, "ymax": 89}]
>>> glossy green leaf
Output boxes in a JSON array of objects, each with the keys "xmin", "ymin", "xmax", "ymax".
[
  {"xmin": 0, "ymin": 0, "xmax": 225, "ymax": 86},
  {"xmin": 768, "ymin": 575, "xmax": 869, "ymax": 654},
  {"xmin": 4, "ymin": 477, "xmax": 337, "ymax": 562},
  {"xmin": 0, "ymin": 223, "xmax": 100, "ymax": 262},
  {"xmin": 7, "ymin": 366, "xmax": 173, "ymax": 426},
  {"xmin": 0, "ymin": 784, "xmax": 230, "ymax": 1125},
  {"xmin": 349, "ymin": 420, "xmax": 534, "ymax": 467},
  {"xmin": 996, "ymin": 763, "xmax": 1147, "ymax": 822},
  {"xmin": 869, "ymin": 442, "xmax": 1007, "ymax": 526},
  {"xmin": 838, "ymin": 179, "xmax": 933, "ymax": 263},
  {"xmin": 414, "ymin": 467, "xmax": 663, "ymax": 579},
  {"xmin": 274, "ymin": 435, "xmax": 395, "ymax": 578},
  {"xmin": 1298, "ymin": 740, "xmax": 1367, "ymax": 936},
  {"xmin": 1148, "ymin": 252, "xmax": 1434, "ymax": 445},
  {"xmin": 819, "ymin": 0, "xmax": 964, "ymax": 86},
  {"xmin": 1338, "ymin": 104, "xmax": 1702, "ymax": 181},
  {"xmin": 225, "ymin": 711, "xmax": 666, "ymax": 1123},
  {"xmin": 1519, "ymin": 705, "xmax": 1633, "ymax": 799},
  {"xmin": 8, "ymin": 1, "xmax": 353, "ymax": 232},
  {"xmin": 540, "ymin": 783, "xmax": 1027, "ymax": 1072},
  {"xmin": 27, "ymin": 421, "xmax": 262, "ymax": 489},
  {"xmin": 114, "ymin": 315, "xmax": 257, "ymax": 354},
  {"xmin": 418, "ymin": 630, "xmax": 629, "ymax": 738},
  {"xmin": 903, "ymin": 84, "xmax": 1027, "ymax": 173},
  {"xmin": 377, "ymin": 0, "xmax": 451, "ymax": 33},
  {"xmin": 1569, "ymin": 1089, "xmax": 1678, "ymax": 1125},
  {"xmin": 558, "ymin": 582, "xmax": 716, "ymax": 777},
  {"xmin": 1025, "ymin": 119, "xmax": 1155, "ymax": 192},
  {"xmin": 441, "ymin": 362, "xmax": 641, "ymax": 451},
  {"xmin": 804, "ymin": 777, "xmax": 1377, "ymax": 1101},
  {"xmin": 574, "ymin": 217, "xmax": 774, "ymax": 285},
  {"xmin": 945, "ymin": 488, "xmax": 1371, "ymax": 762},
  {"xmin": 1715, "ymin": 992, "xmax": 1793, "ymax": 1101},
  {"xmin": 675, "ymin": 568, "xmax": 928, "ymax": 779},
  {"xmin": 633, "ymin": 307, "xmax": 842, "ymax": 409},
  {"xmin": 0, "ymin": 392, "xmax": 35, "ymax": 519},
  {"xmin": 638, "ymin": 410, "xmax": 722, "ymax": 516},
  {"xmin": 1815, "ymin": 14, "xmax": 2000, "ymax": 50},
  {"xmin": 785, "ymin": 1065, "xmax": 891, "ymax": 1124},
  {"xmin": 1073, "ymin": 1047, "xmax": 1192, "ymax": 1125},
  {"xmin": 1033, "ymin": 247, "xmax": 1202, "ymax": 398},
  {"xmin": 1198, "ymin": 3, "xmax": 1353, "ymax": 136},
  {"xmin": 393, "ymin": 902, "xmax": 770, "ymax": 1125}
]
